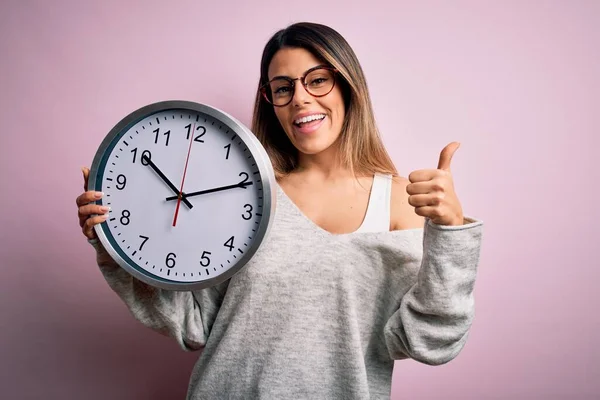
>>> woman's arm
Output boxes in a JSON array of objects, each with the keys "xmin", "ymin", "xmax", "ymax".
[
  {"xmin": 384, "ymin": 216, "xmax": 484, "ymax": 365},
  {"xmin": 91, "ymin": 239, "xmax": 228, "ymax": 351}
]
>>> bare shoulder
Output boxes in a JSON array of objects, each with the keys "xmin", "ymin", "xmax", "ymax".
[{"xmin": 390, "ymin": 175, "xmax": 425, "ymax": 231}]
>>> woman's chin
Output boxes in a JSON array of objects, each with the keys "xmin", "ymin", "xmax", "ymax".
[
  {"xmin": 286, "ymin": 124, "xmax": 341, "ymax": 157},
  {"xmin": 294, "ymin": 137, "xmax": 338, "ymax": 156}
]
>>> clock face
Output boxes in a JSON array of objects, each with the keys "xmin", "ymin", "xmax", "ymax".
[{"xmin": 88, "ymin": 101, "xmax": 276, "ymax": 291}]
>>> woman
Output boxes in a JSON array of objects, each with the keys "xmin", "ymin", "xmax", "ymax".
[{"xmin": 76, "ymin": 22, "xmax": 483, "ymax": 399}]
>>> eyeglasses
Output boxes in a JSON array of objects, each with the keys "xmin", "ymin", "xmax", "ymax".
[{"xmin": 259, "ymin": 65, "xmax": 338, "ymax": 107}]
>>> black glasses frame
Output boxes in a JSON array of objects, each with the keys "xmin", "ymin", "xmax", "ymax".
[{"xmin": 259, "ymin": 65, "xmax": 338, "ymax": 107}]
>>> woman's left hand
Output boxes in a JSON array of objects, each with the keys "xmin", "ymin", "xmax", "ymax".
[{"xmin": 406, "ymin": 142, "xmax": 465, "ymax": 226}]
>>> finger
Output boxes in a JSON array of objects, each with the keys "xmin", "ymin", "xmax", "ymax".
[
  {"xmin": 78, "ymin": 204, "xmax": 110, "ymax": 227},
  {"xmin": 83, "ymin": 214, "xmax": 108, "ymax": 239},
  {"xmin": 437, "ymin": 142, "xmax": 460, "ymax": 171},
  {"xmin": 406, "ymin": 181, "xmax": 431, "ymax": 195},
  {"xmin": 82, "ymin": 167, "xmax": 90, "ymax": 191},
  {"xmin": 408, "ymin": 193, "xmax": 444, "ymax": 208},
  {"xmin": 413, "ymin": 205, "xmax": 443, "ymax": 219},
  {"xmin": 406, "ymin": 178, "xmax": 448, "ymax": 195},
  {"xmin": 408, "ymin": 169, "xmax": 439, "ymax": 183},
  {"xmin": 75, "ymin": 190, "xmax": 103, "ymax": 207}
]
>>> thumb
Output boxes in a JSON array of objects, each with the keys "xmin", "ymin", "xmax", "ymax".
[{"xmin": 437, "ymin": 142, "xmax": 460, "ymax": 171}]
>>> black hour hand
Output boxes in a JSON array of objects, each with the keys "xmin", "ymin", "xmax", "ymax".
[{"xmin": 142, "ymin": 155, "xmax": 193, "ymax": 209}]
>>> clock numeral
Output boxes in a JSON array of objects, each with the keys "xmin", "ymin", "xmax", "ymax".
[
  {"xmin": 200, "ymin": 251, "xmax": 211, "ymax": 267},
  {"xmin": 166, "ymin": 252, "xmax": 176, "ymax": 268},
  {"xmin": 116, "ymin": 174, "xmax": 127, "ymax": 190},
  {"xmin": 120, "ymin": 210, "xmax": 131, "ymax": 225},
  {"xmin": 185, "ymin": 124, "xmax": 206, "ymax": 143},
  {"xmin": 239, "ymin": 172, "xmax": 250, "ymax": 185},
  {"xmin": 224, "ymin": 236, "xmax": 235, "ymax": 251},
  {"xmin": 153, "ymin": 128, "xmax": 171, "ymax": 146},
  {"xmin": 139, "ymin": 235, "xmax": 149, "ymax": 251},
  {"xmin": 242, "ymin": 204, "xmax": 253, "ymax": 220},
  {"xmin": 194, "ymin": 127, "xmax": 206, "ymax": 142},
  {"xmin": 141, "ymin": 151, "xmax": 151, "ymax": 165},
  {"xmin": 131, "ymin": 148, "xmax": 152, "ymax": 165},
  {"xmin": 224, "ymin": 143, "xmax": 231, "ymax": 160}
]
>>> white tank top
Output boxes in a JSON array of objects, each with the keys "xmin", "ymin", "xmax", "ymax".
[{"xmin": 355, "ymin": 173, "xmax": 392, "ymax": 233}]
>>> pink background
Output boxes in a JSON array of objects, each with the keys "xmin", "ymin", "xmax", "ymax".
[{"xmin": 1, "ymin": 0, "xmax": 598, "ymax": 398}]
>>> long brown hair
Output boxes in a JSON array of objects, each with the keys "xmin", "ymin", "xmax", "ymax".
[{"xmin": 252, "ymin": 22, "xmax": 397, "ymax": 178}]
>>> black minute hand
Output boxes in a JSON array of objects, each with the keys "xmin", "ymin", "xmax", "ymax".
[
  {"xmin": 142, "ymin": 155, "xmax": 193, "ymax": 209},
  {"xmin": 165, "ymin": 181, "xmax": 253, "ymax": 201}
]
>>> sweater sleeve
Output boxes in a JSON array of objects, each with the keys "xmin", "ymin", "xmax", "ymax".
[
  {"xmin": 383, "ymin": 215, "xmax": 484, "ymax": 365},
  {"xmin": 89, "ymin": 239, "xmax": 228, "ymax": 352}
]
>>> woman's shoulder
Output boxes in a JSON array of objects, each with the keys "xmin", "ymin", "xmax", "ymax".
[{"xmin": 389, "ymin": 175, "xmax": 425, "ymax": 231}]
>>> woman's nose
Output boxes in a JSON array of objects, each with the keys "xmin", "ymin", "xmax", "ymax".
[{"xmin": 291, "ymin": 81, "xmax": 312, "ymax": 106}]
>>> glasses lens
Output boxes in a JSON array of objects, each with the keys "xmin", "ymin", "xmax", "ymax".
[
  {"xmin": 267, "ymin": 78, "xmax": 293, "ymax": 106},
  {"xmin": 304, "ymin": 68, "xmax": 335, "ymax": 96},
  {"xmin": 262, "ymin": 68, "xmax": 336, "ymax": 106}
]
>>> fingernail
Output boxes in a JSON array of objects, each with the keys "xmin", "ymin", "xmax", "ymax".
[
  {"xmin": 94, "ymin": 192, "xmax": 104, "ymax": 198},
  {"xmin": 100, "ymin": 206, "xmax": 110, "ymax": 213},
  {"xmin": 99, "ymin": 214, "xmax": 109, "ymax": 220}
]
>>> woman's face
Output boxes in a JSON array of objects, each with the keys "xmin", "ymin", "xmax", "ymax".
[{"xmin": 267, "ymin": 47, "xmax": 345, "ymax": 157}]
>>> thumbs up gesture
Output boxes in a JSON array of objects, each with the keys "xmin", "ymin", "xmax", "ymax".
[{"xmin": 407, "ymin": 142, "xmax": 465, "ymax": 226}]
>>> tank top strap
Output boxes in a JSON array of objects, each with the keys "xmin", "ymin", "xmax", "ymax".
[{"xmin": 355, "ymin": 173, "xmax": 392, "ymax": 233}]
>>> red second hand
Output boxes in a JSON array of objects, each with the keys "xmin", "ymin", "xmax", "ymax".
[{"xmin": 173, "ymin": 123, "xmax": 195, "ymax": 227}]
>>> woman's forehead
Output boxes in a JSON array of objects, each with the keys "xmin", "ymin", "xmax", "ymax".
[{"xmin": 267, "ymin": 48, "xmax": 323, "ymax": 79}]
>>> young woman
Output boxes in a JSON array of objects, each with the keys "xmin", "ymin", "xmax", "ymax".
[{"xmin": 76, "ymin": 22, "xmax": 483, "ymax": 399}]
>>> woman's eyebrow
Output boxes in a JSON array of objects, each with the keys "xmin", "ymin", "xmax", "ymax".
[
  {"xmin": 270, "ymin": 74, "xmax": 291, "ymax": 80},
  {"xmin": 269, "ymin": 65, "xmax": 328, "ymax": 81}
]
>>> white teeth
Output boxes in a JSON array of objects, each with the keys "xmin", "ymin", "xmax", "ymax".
[{"xmin": 294, "ymin": 114, "xmax": 325, "ymax": 125}]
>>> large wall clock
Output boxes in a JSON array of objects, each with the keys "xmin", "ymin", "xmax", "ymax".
[{"xmin": 88, "ymin": 100, "xmax": 276, "ymax": 291}]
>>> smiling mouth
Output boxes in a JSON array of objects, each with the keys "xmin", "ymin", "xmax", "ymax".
[{"xmin": 293, "ymin": 113, "xmax": 326, "ymax": 127}]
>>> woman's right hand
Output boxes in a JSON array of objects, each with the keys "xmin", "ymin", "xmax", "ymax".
[{"xmin": 76, "ymin": 167, "xmax": 110, "ymax": 240}]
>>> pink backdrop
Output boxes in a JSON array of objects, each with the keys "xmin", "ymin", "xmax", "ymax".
[{"xmin": 1, "ymin": 0, "xmax": 598, "ymax": 398}]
